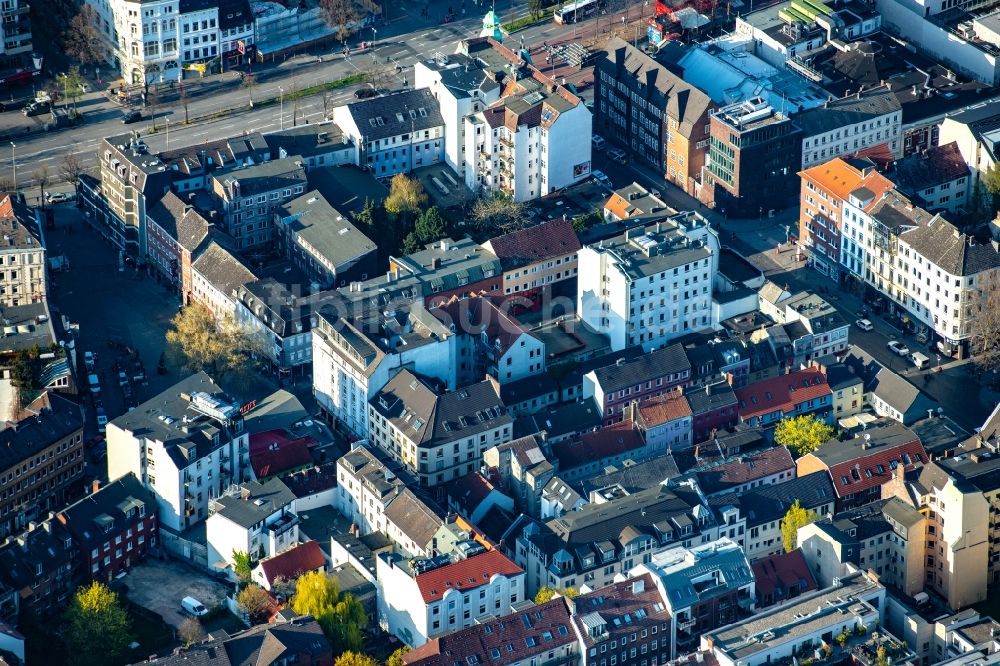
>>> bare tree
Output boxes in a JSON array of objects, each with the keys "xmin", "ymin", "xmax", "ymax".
[
  {"xmin": 178, "ymin": 617, "xmax": 205, "ymax": 646},
  {"xmin": 971, "ymin": 271, "xmax": 1000, "ymax": 373},
  {"xmin": 241, "ymin": 73, "xmax": 256, "ymax": 108},
  {"xmin": 62, "ymin": 5, "xmax": 106, "ymax": 68},
  {"xmin": 178, "ymin": 82, "xmax": 190, "ymax": 124},
  {"xmin": 470, "ymin": 194, "xmax": 529, "ymax": 234},
  {"xmin": 59, "ymin": 151, "xmax": 89, "ymax": 195},
  {"xmin": 322, "ymin": 92, "xmax": 335, "ymax": 119},
  {"xmin": 320, "ymin": 0, "xmax": 362, "ymax": 44},
  {"xmin": 32, "ymin": 166, "xmax": 49, "ymax": 208},
  {"xmin": 145, "ymin": 88, "xmax": 159, "ymax": 131},
  {"xmin": 291, "ymin": 74, "xmax": 300, "ymax": 127}
]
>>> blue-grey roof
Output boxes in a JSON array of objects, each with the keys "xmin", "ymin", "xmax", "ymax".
[
  {"xmin": 708, "ymin": 471, "xmax": 835, "ymax": 527},
  {"xmin": 643, "ymin": 538, "xmax": 753, "ymax": 611}
]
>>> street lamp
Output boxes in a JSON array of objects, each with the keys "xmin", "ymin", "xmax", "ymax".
[
  {"xmin": 10, "ymin": 142, "xmax": 15, "ymax": 193},
  {"xmin": 165, "ymin": 117, "xmax": 170, "ymax": 149},
  {"xmin": 279, "ymin": 87, "xmax": 284, "ymax": 131}
]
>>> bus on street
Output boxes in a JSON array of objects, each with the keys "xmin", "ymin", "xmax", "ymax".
[{"xmin": 554, "ymin": 0, "xmax": 598, "ymax": 23}]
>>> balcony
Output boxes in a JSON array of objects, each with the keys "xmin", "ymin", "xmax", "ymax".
[
  {"xmin": 499, "ymin": 136, "xmax": 514, "ymax": 149},
  {"xmin": 676, "ymin": 615, "xmax": 696, "ymax": 631},
  {"xmin": 267, "ymin": 512, "xmax": 299, "ymax": 537}
]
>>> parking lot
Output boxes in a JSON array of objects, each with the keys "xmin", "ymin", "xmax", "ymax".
[{"xmin": 120, "ymin": 558, "xmax": 230, "ymax": 629}]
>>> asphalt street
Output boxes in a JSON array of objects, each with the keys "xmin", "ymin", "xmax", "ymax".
[{"xmin": 0, "ymin": 0, "xmax": 651, "ymax": 193}]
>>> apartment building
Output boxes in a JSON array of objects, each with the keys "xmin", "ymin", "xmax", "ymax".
[
  {"xmin": 635, "ymin": 538, "xmax": 754, "ymax": 658},
  {"xmin": 482, "ymin": 435, "xmax": 556, "ymax": 518},
  {"xmin": 781, "ymin": 292, "xmax": 851, "ymax": 364},
  {"xmin": 368, "ymin": 370, "xmax": 513, "ymax": 487},
  {"xmin": 503, "ymin": 483, "xmax": 716, "ymax": 596},
  {"xmin": 703, "ymin": 98, "xmax": 802, "ymax": 216},
  {"xmin": 896, "ymin": 217, "xmax": 1000, "ymax": 356},
  {"xmin": 0, "ymin": 0, "xmax": 32, "ymax": 70},
  {"xmin": 178, "ymin": 0, "xmax": 219, "ymax": 66},
  {"xmin": 577, "ymin": 213, "xmax": 720, "ymax": 352},
  {"xmin": 461, "ymin": 38, "xmax": 592, "ymax": 202},
  {"xmin": 888, "ymin": 142, "xmax": 970, "ymax": 212},
  {"xmin": 572, "ymin": 575, "xmax": 674, "ymax": 666},
  {"xmin": 595, "ymin": 38, "xmax": 713, "ymax": 194},
  {"xmin": 635, "ymin": 390, "xmax": 693, "ymax": 455},
  {"xmin": 860, "ymin": 192, "xmax": 931, "ymax": 309},
  {"xmin": 312, "ymin": 304, "xmax": 456, "ymax": 439},
  {"xmin": 211, "ymin": 157, "xmax": 308, "ymax": 250},
  {"xmin": 481, "ymin": 217, "xmax": 581, "ymax": 297},
  {"xmin": 701, "ymin": 571, "xmax": 888, "ymax": 666},
  {"xmin": 795, "ymin": 86, "xmax": 902, "ymax": 169},
  {"xmin": 0, "ymin": 392, "xmax": 84, "ymax": 539},
  {"xmin": 403, "ymin": 598, "xmax": 576, "ymax": 666},
  {"xmin": 0, "ymin": 516, "xmax": 74, "ymax": 617},
  {"xmin": 798, "ymin": 421, "xmax": 928, "ymax": 511},
  {"xmin": 690, "ymin": 446, "xmax": 796, "ymax": 499},
  {"xmin": 583, "ymin": 343, "xmax": 692, "ymax": 424},
  {"xmin": 274, "ymin": 191, "xmax": 378, "ymax": 289},
  {"xmin": 189, "ymin": 240, "xmax": 256, "ymax": 316},
  {"xmin": 604, "ymin": 183, "xmax": 673, "ymax": 222},
  {"xmin": 145, "ymin": 190, "xmax": 222, "ymax": 298},
  {"xmin": 217, "ymin": 0, "xmax": 254, "ymax": 68},
  {"xmin": 798, "ymin": 497, "xmax": 925, "ymax": 597},
  {"xmin": 334, "ymin": 445, "xmax": 444, "ymax": 557},
  {"xmin": 206, "ymin": 478, "xmax": 298, "ymax": 573},
  {"xmin": 734, "ymin": 368, "xmax": 833, "ymax": 428},
  {"xmin": 55, "ymin": 473, "xmax": 159, "ymax": 583},
  {"xmin": 799, "ymin": 157, "xmax": 894, "ymax": 282},
  {"xmin": 687, "ymin": 381, "xmax": 739, "ymax": 442},
  {"xmin": 106, "ymin": 372, "xmax": 254, "ymax": 532},
  {"xmin": 377, "ymin": 548, "xmax": 525, "ymax": 646},
  {"xmin": 88, "ymin": 0, "xmax": 181, "ymax": 85},
  {"xmin": 413, "ymin": 51, "xmax": 503, "ymax": 177},
  {"xmin": 332, "ymin": 88, "xmax": 445, "ymax": 177}
]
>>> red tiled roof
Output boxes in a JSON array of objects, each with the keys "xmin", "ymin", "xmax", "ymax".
[
  {"xmin": 416, "ymin": 549, "xmax": 523, "ymax": 603},
  {"xmin": 431, "ymin": 296, "xmax": 531, "ymax": 357},
  {"xmin": 824, "ymin": 439, "xmax": 927, "ymax": 499},
  {"xmin": 249, "ymin": 429, "xmax": 317, "ymax": 479},
  {"xmin": 446, "ymin": 473, "xmax": 498, "ymax": 516},
  {"xmin": 692, "ymin": 446, "xmax": 795, "ymax": 495},
  {"xmin": 486, "ymin": 218, "xmax": 580, "ymax": 271},
  {"xmin": 734, "ymin": 368, "xmax": 831, "ymax": 420},
  {"xmin": 550, "ymin": 422, "xmax": 644, "ymax": 470},
  {"xmin": 638, "ymin": 391, "xmax": 692, "ymax": 426},
  {"xmin": 258, "ymin": 540, "xmax": 326, "ymax": 585},
  {"xmin": 751, "ymin": 549, "xmax": 818, "ymax": 606}
]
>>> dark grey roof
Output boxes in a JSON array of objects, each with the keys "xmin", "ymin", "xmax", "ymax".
[
  {"xmin": 499, "ymin": 373, "xmax": 559, "ymax": 405},
  {"xmin": 217, "ymin": 0, "xmax": 253, "ymax": 29},
  {"xmin": 811, "ymin": 422, "xmax": 919, "ymax": 467},
  {"xmin": 0, "ymin": 391, "xmax": 82, "ymax": 472},
  {"xmin": 58, "ymin": 473, "xmax": 153, "ymax": 550},
  {"xmin": 212, "ymin": 478, "xmax": 296, "ymax": 529},
  {"xmin": 591, "ymin": 343, "xmax": 691, "ymax": 392},
  {"xmin": 214, "ymin": 157, "xmax": 308, "ymax": 200},
  {"xmin": 908, "ymin": 414, "xmax": 969, "ymax": 456},
  {"xmin": 383, "ymin": 488, "xmax": 443, "ymax": 549},
  {"xmin": 684, "ymin": 380, "xmax": 737, "ymax": 415},
  {"xmin": 579, "ymin": 455, "xmax": 681, "ymax": 497},
  {"xmin": 110, "ymin": 372, "xmax": 243, "ymax": 468},
  {"xmin": 0, "ymin": 519, "xmax": 73, "ymax": 591},
  {"xmin": 147, "ymin": 191, "xmax": 213, "ymax": 252},
  {"xmin": 371, "ymin": 370, "xmax": 512, "ymax": 448},
  {"xmin": 306, "ymin": 166, "xmax": 389, "ymax": 214},
  {"xmin": 709, "ymin": 471, "xmax": 835, "ymax": 528},
  {"xmin": 938, "ymin": 447, "xmax": 1000, "ymax": 493},
  {"xmin": 191, "ymin": 241, "xmax": 257, "ymax": 296},
  {"xmin": 264, "ymin": 123, "xmax": 353, "ymax": 160},
  {"xmin": 344, "ymin": 89, "xmax": 444, "ymax": 141},
  {"xmin": 889, "ymin": 142, "xmax": 970, "ymax": 196},
  {"xmin": 275, "ymin": 192, "xmax": 376, "ymax": 270},
  {"xmin": 794, "ymin": 85, "xmax": 901, "ymax": 137},
  {"xmin": 870, "ymin": 367, "xmax": 937, "ymax": 421},
  {"xmin": 825, "ymin": 364, "xmax": 864, "ymax": 391},
  {"xmin": 899, "ymin": 218, "xmax": 1000, "ymax": 277}
]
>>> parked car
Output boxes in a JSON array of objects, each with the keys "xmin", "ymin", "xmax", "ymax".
[
  {"xmin": 181, "ymin": 597, "xmax": 208, "ymax": 616},
  {"xmin": 85, "ymin": 434, "xmax": 105, "ymax": 450},
  {"xmin": 592, "ymin": 170, "xmax": 613, "ymax": 189},
  {"xmin": 909, "ymin": 352, "xmax": 930, "ymax": 369},
  {"xmin": 887, "ymin": 340, "xmax": 910, "ymax": 356},
  {"xmin": 23, "ymin": 101, "xmax": 50, "ymax": 116},
  {"xmin": 855, "ymin": 319, "xmax": 874, "ymax": 332},
  {"xmin": 83, "ymin": 351, "xmax": 96, "ymax": 372},
  {"xmin": 96, "ymin": 407, "xmax": 108, "ymax": 433},
  {"xmin": 46, "ymin": 192, "xmax": 73, "ymax": 204},
  {"xmin": 353, "ymin": 87, "xmax": 376, "ymax": 99},
  {"xmin": 591, "ymin": 134, "xmax": 607, "ymax": 151},
  {"xmin": 122, "ymin": 109, "xmax": 142, "ymax": 124},
  {"xmin": 118, "ymin": 371, "xmax": 129, "ymax": 387},
  {"xmin": 607, "ymin": 147, "xmax": 628, "ymax": 165},
  {"xmin": 87, "ymin": 373, "xmax": 101, "ymax": 394}
]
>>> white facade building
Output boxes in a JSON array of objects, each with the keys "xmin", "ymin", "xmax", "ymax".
[
  {"xmin": 577, "ymin": 213, "xmax": 721, "ymax": 352},
  {"xmin": 179, "ymin": 0, "xmax": 219, "ymax": 66},
  {"xmin": 106, "ymin": 373, "xmax": 253, "ymax": 532},
  {"xmin": 312, "ymin": 306, "xmax": 456, "ymax": 439},
  {"xmin": 205, "ymin": 478, "xmax": 298, "ymax": 574},
  {"xmin": 376, "ymin": 549, "xmax": 526, "ymax": 647},
  {"xmin": 797, "ymin": 86, "xmax": 902, "ymax": 169},
  {"xmin": 88, "ymin": 0, "xmax": 182, "ymax": 85}
]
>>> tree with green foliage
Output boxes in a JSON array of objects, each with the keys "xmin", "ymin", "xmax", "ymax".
[
  {"xmin": 774, "ymin": 414, "xmax": 834, "ymax": 458},
  {"xmin": 58, "ymin": 67, "xmax": 86, "ymax": 113},
  {"xmin": 233, "ymin": 549, "xmax": 256, "ymax": 582},
  {"xmin": 387, "ymin": 646, "xmax": 411, "ymax": 666},
  {"xmin": 335, "ymin": 651, "xmax": 380, "ymax": 666},
  {"xmin": 353, "ymin": 198, "xmax": 408, "ymax": 263},
  {"xmin": 64, "ymin": 582, "xmax": 133, "ymax": 666},
  {"xmin": 291, "ymin": 571, "xmax": 366, "ymax": 655},
  {"xmin": 573, "ymin": 211, "xmax": 602, "ymax": 233},
  {"xmin": 983, "ymin": 165, "xmax": 1000, "ymax": 217},
  {"xmin": 534, "ymin": 586, "xmax": 579, "ymax": 604},
  {"xmin": 781, "ymin": 500, "xmax": 818, "ymax": 553},
  {"xmin": 403, "ymin": 206, "xmax": 448, "ymax": 253},
  {"xmin": 529, "ymin": 0, "xmax": 545, "ymax": 17},
  {"xmin": 385, "ymin": 174, "xmax": 428, "ymax": 217},
  {"xmin": 237, "ymin": 583, "xmax": 271, "ymax": 624},
  {"xmin": 875, "ymin": 645, "xmax": 890, "ymax": 666}
]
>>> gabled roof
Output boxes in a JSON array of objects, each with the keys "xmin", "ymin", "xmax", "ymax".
[
  {"xmin": 415, "ymin": 549, "xmax": 523, "ymax": 603},
  {"xmin": 708, "ymin": 471, "xmax": 835, "ymax": 527},
  {"xmin": 751, "ymin": 549, "xmax": 818, "ymax": 603},
  {"xmin": 258, "ymin": 540, "xmax": 326, "ymax": 586},
  {"xmin": 211, "ymin": 478, "xmax": 296, "ymax": 529},
  {"xmin": 248, "ymin": 429, "xmax": 316, "ymax": 479},
  {"xmin": 431, "ymin": 296, "xmax": 534, "ymax": 358},
  {"xmin": 889, "ymin": 141, "xmax": 969, "ymax": 195},
  {"xmin": 56, "ymin": 473, "xmax": 154, "ymax": 549},
  {"xmin": 899, "ymin": 216, "xmax": 1000, "ymax": 277},
  {"xmin": 550, "ymin": 422, "xmax": 644, "ymax": 470},
  {"xmin": 446, "ymin": 473, "xmax": 499, "ymax": 517},
  {"xmin": 691, "ymin": 446, "xmax": 795, "ymax": 496},
  {"xmin": 345, "ymin": 89, "xmax": 444, "ymax": 141},
  {"xmin": 794, "ymin": 85, "xmax": 901, "ymax": 137},
  {"xmin": 579, "ymin": 454, "xmax": 681, "ymax": 497},
  {"xmin": 483, "ymin": 218, "xmax": 581, "ymax": 271},
  {"xmin": 798, "ymin": 157, "xmax": 893, "ymax": 203},
  {"xmin": 384, "ymin": 488, "xmax": 444, "ymax": 550},
  {"xmin": 145, "ymin": 191, "xmax": 214, "ymax": 253},
  {"xmin": 638, "ymin": 390, "xmax": 693, "ymax": 426},
  {"xmin": 685, "ymin": 380, "xmax": 738, "ymax": 416},
  {"xmin": 591, "ymin": 343, "xmax": 691, "ymax": 392},
  {"xmin": 0, "ymin": 391, "xmax": 83, "ymax": 473},
  {"xmin": 733, "ymin": 368, "xmax": 831, "ymax": 420},
  {"xmin": 191, "ymin": 241, "xmax": 257, "ymax": 297}
]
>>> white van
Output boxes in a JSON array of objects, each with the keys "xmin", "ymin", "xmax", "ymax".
[
  {"xmin": 908, "ymin": 352, "xmax": 930, "ymax": 370},
  {"xmin": 180, "ymin": 596, "xmax": 208, "ymax": 616}
]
